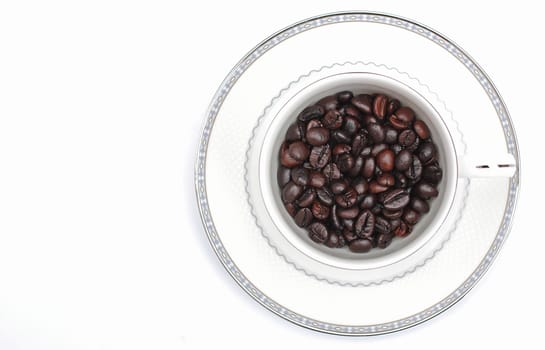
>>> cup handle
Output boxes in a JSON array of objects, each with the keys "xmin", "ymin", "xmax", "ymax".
[{"xmin": 459, "ymin": 153, "xmax": 517, "ymax": 178}]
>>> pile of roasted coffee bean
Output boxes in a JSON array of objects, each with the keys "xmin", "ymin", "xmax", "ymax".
[{"xmin": 277, "ymin": 91, "xmax": 443, "ymax": 253}]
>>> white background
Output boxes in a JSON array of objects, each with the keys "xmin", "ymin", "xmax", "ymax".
[{"xmin": 0, "ymin": 1, "xmax": 542, "ymax": 349}]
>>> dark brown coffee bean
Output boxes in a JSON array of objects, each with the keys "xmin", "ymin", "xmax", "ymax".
[
  {"xmin": 286, "ymin": 122, "xmax": 305, "ymax": 141},
  {"xmin": 395, "ymin": 150, "xmax": 412, "ymax": 171},
  {"xmin": 373, "ymin": 94, "xmax": 388, "ymax": 119},
  {"xmin": 406, "ymin": 134, "xmax": 420, "ymax": 152},
  {"xmin": 277, "ymin": 166, "xmax": 291, "ymax": 187},
  {"xmin": 398, "ymin": 129, "xmax": 417, "ymax": 148},
  {"xmin": 349, "ymin": 238, "xmax": 373, "ymax": 253},
  {"xmin": 317, "ymin": 95, "xmax": 339, "ymax": 111},
  {"xmin": 422, "ymin": 164, "xmax": 443, "ymax": 184},
  {"xmin": 351, "ymin": 132, "xmax": 369, "ymax": 155},
  {"xmin": 312, "ymin": 201, "xmax": 330, "ymax": 220},
  {"xmin": 285, "ymin": 203, "xmax": 296, "ymax": 217},
  {"xmin": 382, "ymin": 209, "xmax": 403, "ymax": 219},
  {"xmin": 377, "ymin": 149, "xmax": 395, "ymax": 172},
  {"xmin": 351, "ymin": 94, "xmax": 373, "ymax": 114},
  {"xmin": 352, "ymin": 178, "xmax": 369, "ymax": 195},
  {"xmin": 331, "ymin": 130, "xmax": 351, "ymax": 143},
  {"xmin": 414, "ymin": 182, "xmax": 438, "ymax": 199},
  {"xmin": 332, "ymin": 143, "xmax": 351, "ymax": 156},
  {"xmin": 387, "ymin": 99, "xmax": 400, "ymax": 116},
  {"xmin": 338, "ymin": 206, "xmax": 360, "ymax": 219},
  {"xmin": 306, "ymin": 127, "xmax": 330, "ymax": 146},
  {"xmin": 384, "ymin": 126, "xmax": 398, "ymax": 144},
  {"xmin": 367, "ymin": 123, "xmax": 385, "ymax": 143},
  {"xmin": 404, "ymin": 156, "xmax": 422, "ymax": 181},
  {"xmin": 377, "ymin": 173, "xmax": 395, "ymax": 187},
  {"xmin": 343, "ymin": 116, "xmax": 361, "ymax": 135},
  {"xmin": 309, "ymin": 171, "xmax": 326, "ymax": 188},
  {"xmin": 348, "ymin": 156, "xmax": 364, "ymax": 177},
  {"xmin": 389, "ymin": 218, "xmax": 401, "ymax": 230},
  {"xmin": 377, "ymin": 232, "xmax": 394, "ymax": 249},
  {"xmin": 360, "ymin": 194, "xmax": 376, "ymax": 209},
  {"xmin": 403, "ymin": 208, "xmax": 420, "ymax": 225},
  {"xmin": 389, "ymin": 106, "xmax": 415, "ymax": 129},
  {"xmin": 306, "ymin": 119, "xmax": 322, "ymax": 131},
  {"xmin": 336, "ymin": 91, "xmax": 354, "ymax": 104},
  {"xmin": 371, "ymin": 204, "xmax": 382, "ymax": 215},
  {"xmin": 371, "ymin": 143, "xmax": 389, "ymax": 157},
  {"xmin": 335, "ymin": 187, "xmax": 358, "ymax": 208},
  {"xmin": 410, "ymin": 197, "xmax": 430, "ymax": 213},
  {"xmin": 282, "ymin": 181, "xmax": 302, "ymax": 203},
  {"xmin": 296, "ymin": 188, "xmax": 316, "ymax": 207},
  {"xmin": 363, "ymin": 115, "xmax": 378, "ymax": 125},
  {"xmin": 393, "ymin": 220, "xmax": 410, "ymax": 237},
  {"xmin": 382, "ymin": 188, "xmax": 410, "ymax": 211},
  {"xmin": 331, "ymin": 205, "xmax": 343, "ymax": 231},
  {"xmin": 337, "ymin": 154, "xmax": 354, "ymax": 173},
  {"xmin": 369, "ymin": 181, "xmax": 388, "ymax": 193},
  {"xmin": 395, "ymin": 172, "xmax": 409, "ymax": 188},
  {"xmin": 308, "ymin": 222, "xmax": 329, "ymax": 243},
  {"xmin": 331, "ymin": 179, "xmax": 349, "ymax": 194},
  {"xmin": 290, "ymin": 167, "xmax": 309, "ymax": 186},
  {"xmin": 413, "ymin": 120, "xmax": 430, "ymax": 139},
  {"xmin": 362, "ymin": 157, "xmax": 375, "ymax": 178},
  {"xmin": 324, "ymin": 233, "xmax": 338, "ymax": 248},
  {"xmin": 298, "ymin": 105, "xmax": 324, "ymax": 122},
  {"xmin": 343, "ymin": 228, "xmax": 357, "ymax": 242},
  {"xmin": 417, "ymin": 142, "xmax": 437, "ymax": 165},
  {"xmin": 323, "ymin": 163, "xmax": 341, "ymax": 180},
  {"xmin": 309, "ymin": 144, "xmax": 331, "ymax": 169},
  {"xmin": 288, "ymin": 141, "xmax": 310, "ymax": 162},
  {"xmin": 316, "ymin": 187, "xmax": 334, "ymax": 206},
  {"xmin": 279, "ymin": 142, "xmax": 301, "ymax": 168},
  {"xmin": 343, "ymin": 219, "xmax": 355, "ymax": 230},
  {"xmin": 342, "ymin": 104, "xmax": 361, "ymax": 119},
  {"xmin": 360, "ymin": 146, "xmax": 372, "ymax": 157},
  {"xmin": 294, "ymin": 208, "xmax": 312, "ymax": 227},
  {"xmin": 375, "ymin": 216, "xmax": 392, "ymax": 234},
  {"xmin": 322, "ymin": 110, "xmax": 343, "ymax": 129},
  {"xmin": 354, "ymin": 210, "xmax": 375, "ymax": 238}
]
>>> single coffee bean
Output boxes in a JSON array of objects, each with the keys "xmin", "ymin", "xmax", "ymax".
[
  {"xmin": 354, "ymin": 210, "xmax": 375, "ymax": 238},
  {"xmin": 360, "ymin": 194, "xmax": 376, "ymax": 209},
  {"xmin": 294, "ymin": 208, "xmax": 313, "ymax": 227},
  {"xmin": 296, "ymin": 188, "xmax": 316, "ymax": 207},
  {"xmin": 377, "ymin": 173, "xmax": 395, "ymax": 187},
  {"xmin": 337, "ymin": 154, "xmax": 355, "ymax": 173},
  {"xmin": 398, "ymin": 129, "xmax": 417, "ymax": 148},
  {"xmin": 308, "ymin": 171, "xmax": 326, "ymax": 188},
  {"xmin": 404, "ymin": 156, "xmax": 423, "ymax": 181},
  {"xmin": 343, "ymin": 228, "xmax": 358, "ymax": 242},
  {"xmin": 410, "ymin": 197, "xmax": 430, "ymax": 213},
  {"xmin": 417, "ymin": 142, "xmax": 437, "ymax": 165},
  {"xmin": 393, "ymin": 220, "xmax": 410, "ymax": 237},
  {"xmin": 285, "ymin": 122, "xmax": 305, "ymax": 141},
  {"xmin": 382, "ymin": 209, "xmax": 403, "ymax": 219},
  {"xmin": 343, "ymin": 116, "xmax": 361, "ymax": 135},
  {"xmin": 373, "ymin": 94, "xmax": 389, "ymax": 119},
  {"xmin": 282, "ymin": 181, "xmax": 303, "ymax": 203},
  {"xmin": 335, "ymin": 187, "xmax": 358, "ymax": 208},
  {"xmin": 389, "ymin": 106, "xmax": 415, "ymax": 129},
  {"xmin": 316, "ymin": 187, "xmax": 334, "ymax": 206},
  {"xmin": 375, "ymin": 216, "xmax": 392, "ymax": 234},
  {"xmin": 342, "ymin": 104, "xmax": 361, "ymax": 119},
  {"xmin": 352, "ymin": 177, "xmax": 369, "ymax": 195},
  {"xmin": 306, "ymin": 119, "xmax": 322, "ymax": 131},
  {"xmin": 362, "ymin": 157, "xmax": 375, "ymax": 178},
  {"xmin": 331, "ymin": 129, "xmax": 351, "ymax": 143},
  {"xmin": 414, "ymin": 182, "xmax": 438, "ymax": 199},
  {"xmin": 377, "ymin": 232, "xmax": 394, "ymax": 248},
  {"xmin": 403, "ymin": 208, "xmax": 420, "ymax": 225},
  {"xmin": 349, "ymin": 238, "xmax": 373, "ymax": 253},
  {"xmin": 367, "ymin": 123, "xmax": 385, "ymax": 143},
  {"xmin": 384, "ymin": 126, "xmax": 398, "ymax": 144},
  {"xmin": 317, "ymin": 95, "xmax": 339, "ymax": 111},
  {"xmin": 325, "ymin": 233, "xmax": 340, "ymax": 248},
  {"xmin": 351, "ymin": 132, "xmax": 370, "ymax": 155},
  {"xmin": 285, "ymin": 203, "xmax": 297, "ymax": 217},
  {"xmin": 331, "ymin": 179, "xmax": 349, "ymax": 194},
  {"xmin": 336, "ymin": 90, "xmax": 354, "ymax": 104},
  {"xmin": 371, "ymin": 143, "xmax": 389, "ymax": 157},
  {"xmin": 323, "ymin": 163, "xmax": 341, "ymax": 180},
  {"xmin": 387, "ymin": 99, "xmax": 400, "ymax": 116},
  {"xmin": 308, "ymin": 222, "xmax": 329, "ymax": 243},
  {"xmin": 312, "ymin": 201, "xmax": 330, "ymax": 220},
  {"xmin": 277, "ymin": 166, "xmax": 291, "ymax": 187},
  {"xmin": 351, "ymin": 94, "xmax": 373, "ymax": 114},
  {"xmin": 382, "ymin": 188, "xmax": 410, "ymax": 211},
  {"xmin": 395, "ymin": 149, "xmax": 412, "ymax": 171},
  {"xmin": 413, "ymin": 119, "xmax": 430, "ymax": 139},
  {"xmin": 369, "ymin": 181, "xmax": 389, "ymax": 193},
  {"xmin": 343, "ymin": 218, "xmax": 355, "ymax": 231},
  {"xmin": 306, "ymin": 127, "xmax": 330, "ymax": 146},
  {"xmin": 395, "ymin": 172, "xmax": 409, "ymax": 188},
  {"xmin": 290, "ymin": 167, "xmax": 309, "ymax": 186},
  {"xmin": 288, "ymin": 141, "xmax": 310, "ymax": 161},
  {"xmin": 298, "ymin": 105, "xmax": 324, "ymax": 121},
  {"xmin": 279, "ymin": 142, "xmax": 301, "ymax": 168},
  {"xmin": 422, "ymin": 163, "xmax": 443, "ymax": 184},
  {"xmin": 331, "ymin": 206, "xmax": 343, "ymax": 231},
  {"xmin": 338, "ymin": 206, "xmax": 360, "ymax": 219},
  {"xmin": 332, "ymin": 143, "xmax": 351, "ymax": 156},
  {"xmin": 322, "ymin": 110, "xmax": 343, "ymax": 129},
  {"xmin": 309, "ymin": 144, "xmax": 331, "ymax": 168},
  {"xmin": 377, "ymin": 149, "xmax": 395, "ymax": 172},
  {"xmin": 348, "ymin": 156, "xmax": 364, "ymax": 177}
]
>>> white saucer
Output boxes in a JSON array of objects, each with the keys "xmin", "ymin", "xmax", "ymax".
[{"xmin": 195, "ymin": 12, "xmax": 520, "ymax": 335}]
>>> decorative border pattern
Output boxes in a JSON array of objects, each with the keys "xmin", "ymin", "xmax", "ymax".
[
  {"xmin": 195, "ymin": 12, "xmax": 520, "ymax": 335},
  {"xmin": 244, "ymin": 61, "xmax": 470, "ymax": 286}
]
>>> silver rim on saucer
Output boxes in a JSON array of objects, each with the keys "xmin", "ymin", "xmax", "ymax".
[{"xmin": 195, "ymin": 11, "xmax": 520, "ymax": 335}]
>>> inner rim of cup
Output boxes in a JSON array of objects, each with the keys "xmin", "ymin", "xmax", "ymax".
[{"xmin": 260, "ymin": 72, "xmax": 458, "ymax": 270}]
